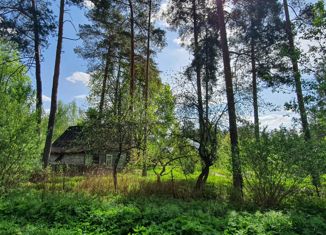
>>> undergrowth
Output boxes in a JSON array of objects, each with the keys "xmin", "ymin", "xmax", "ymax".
[{"xmin": 0, "ymin": 187, "xmax": 325, "ymax": 234}]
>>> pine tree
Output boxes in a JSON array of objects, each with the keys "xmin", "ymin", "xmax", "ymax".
[{"xmin": 0, "ymin": 0, "xmax": 55, "ymax": 130}]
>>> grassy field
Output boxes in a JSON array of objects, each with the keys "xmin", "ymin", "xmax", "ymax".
[{"xmin": 0, "ymin": 169, "xmax": 325, "ymax": 234}]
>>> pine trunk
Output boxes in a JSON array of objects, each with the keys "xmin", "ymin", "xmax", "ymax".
[
  {"xmin": 99, "ymin": 47, "xmax": 111, "ymax": 117},
  {"xmin": 31, "ymin": 0, "xmax": 42, "ymax": 133},
  {"xmin": 216, "ymin": 0, "xmax": 243, "ymax": 200},
  {"xmin": 42, "ymin": 0, "xmax": 65, "ymax": 168},
  {"xmin": 192, "ymin": 0, "xmax": 210, "ymax": 190},
  {"xmin": 128, "ymin": 0, "xmax": 135, "ymax": 107},
  {"xmin": 142, "ymin": 0, "xmax": 152, "ymax": 177},
  {"xmin": 283, "ymin": 0, "xmax": 320, "ymax": 194},
  {"xmin": 283, "ymin": 0, "xmax": 310, "ymax": 140},
  {"xmin": 251, "ymin": 40, "xmax": 259, "ymax": 140}
]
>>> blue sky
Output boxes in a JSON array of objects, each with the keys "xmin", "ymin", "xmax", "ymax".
[{"xmin": 33, "ymin": 0, "xmax": 300, "ymax": 130}]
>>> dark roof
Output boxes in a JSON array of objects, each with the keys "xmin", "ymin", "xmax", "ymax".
[
  {"xmin": 51, "ymin": 125, "xmax": 130, "ymax": 155},
  {"xmin": 51, "ymin": 126, "xmax": 84, "ymax": 153}
]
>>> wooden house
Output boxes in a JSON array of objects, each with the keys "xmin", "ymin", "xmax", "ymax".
[{"xmin": 50, "ymin": 126, "xmax": 127, "ymax": 169}]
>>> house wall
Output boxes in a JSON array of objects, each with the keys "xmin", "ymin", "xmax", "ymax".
[
  {"xmin": 49, "ymin": 152, "xmax": 128, "ymax": 168},
  {"xmin": 49, "ymin": 154, "xmax": 60, "ymax": 164},
  {"xmin": 103, "ymin": 153, "xmax": 127, "ymax": 169},
  {"xmin": 50, "ymin": 153, "xmax": 85, "ymax": 165}
]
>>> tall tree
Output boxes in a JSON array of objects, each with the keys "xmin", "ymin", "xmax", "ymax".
[
  {"xmin": 230, "ymin": 0, "xmax": 284, "ymax": 140},
  {"xmin": 31, "ymin": 0, "xmax": 43, "ymax": 131},
  {"xmin": 0, "ymin": 0, "xmax": 55, "ymax": 129},
  {"xmin": 42, "ymin": 0, "xmax": 83, "ymax": 168},
  {"xmin": 141, "ymin": 0, "xmax": 165, "ymax": 176},
  {"xmin": 75, "ymin": 0, "xmax": 128, "ymax": 117},
  {"xmin": 42, "ymin": 0, "xmax": 65, "ymax": 168},
  {"xmin": 142, "ymin": 0, "xmax": 152, "ymax": 177},
  {"xmin": 216, "ymin": 0, "xmax": 243, "ymax": 199},
  {"xmin": 166, "ymin": 0, "xmax": 220, "ymax": 190},
  {"xmin": 282, "ymin": 0, "xmax": 323, "ymax": 195},
  {"xmin": 128, "ymin": 0, "xmax": 136, "ymax": 108},
  {"xmin": 283, "ymin": 0, "xmax": 310, "ymax": 141}
]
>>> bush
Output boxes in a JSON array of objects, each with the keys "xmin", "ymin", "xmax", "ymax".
[
  {"xmin": 225, "ymin": 210, "xmax": 293, "ymax": 234},
  {"xmin": 241, "ymin": 129, "xmax": 309, "ymax": 207}
]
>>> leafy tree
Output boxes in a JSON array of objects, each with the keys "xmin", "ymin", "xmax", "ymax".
[
  {"xmin": 42, "ymin": 100, "xmax": 81, "ymax": 141},
  {"xmin": 146, "ymin": 85, "xmax": 182, "ymax": 182},
  {"xmin": 0, "ymin": 42, "xmax": 39, "ymax": 190},
  {"xmin": 166, "ymin": 0, "xmax": 221, "ymax": 191}
]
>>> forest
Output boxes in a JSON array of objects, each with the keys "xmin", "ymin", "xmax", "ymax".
[{"xmin": 0, "ymin": 0, "xmax": 325, "ymax": 234}]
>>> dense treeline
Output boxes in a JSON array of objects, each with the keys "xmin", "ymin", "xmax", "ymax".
[{"xmin": 0, "ymin": 0, "xmax": 325, "ymax": 215}]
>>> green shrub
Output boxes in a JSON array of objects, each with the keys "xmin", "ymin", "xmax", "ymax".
[
  {"xmin": 225, "ymin": 210, "xmax": 292, "ymax": 234},
  {"xmin": 241, "ymin": 129, "xmax": 310, "ymax": 207}
]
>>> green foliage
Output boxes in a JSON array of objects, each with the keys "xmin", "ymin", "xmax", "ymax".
[
  {"xmin": 241, "ymin": 129, "xmax": 312, "ymax": 207},
  {"xmin": 0, "ymin": 42, "xmax": 40, "ymax": 190},
  {"xmin": 225, "ymin": 210, "xmax": 293, "ymax": 234},
  {"xmin": 312, "ymin": 0, "xmax": 326, "ymax": 29},
  {"xmin": 0, "ymin": 0, "xmax": 55, "ymax": 56},
  {"xmin": 42, "ymin": 100, "xmax": 81, "ymax": 140},
  {"xmin": 0, "ymin": 188, "xmax": 325, "ymax": 234}
]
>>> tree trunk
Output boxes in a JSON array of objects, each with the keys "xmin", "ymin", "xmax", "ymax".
[
  {"xmin": 204, "ymin": 29, "xmax": 209, "ymax": 123},
  {"xmin": 251, "ymin": 39, "xmax": 259, "ymax": 140},
  {"xmin": 283, "ymin": 0, "xmax": 320, "ymax": 193},
  {"xmin": 113, "ymin": 66, "xmax": 124, "ymax": 192},
  {"xmin": 112, "ymin": 163, "xmax": 118, "ymax": 192},
  {"xmin": 195, "ymin": 164, "xmax": 210, "ymax": 191},
  {"xmin": 128, "ymin": 0, "xmax": 135, "ymax": 108},
  {"xmin": 113, "ymin": 145, "xmax": 123, "ymax": 192},
  {"xmin": 31, "ymin": 0, "xmax": 42, "ymax": 133},
  {"xmin": 192, "ymin": 0, "xmax": 209, "ymax": 191},
  {"xmin": 99, "ymin": 47, "xmax": 111, "ymax": 117},
  {"xmin": 114, "ymin": 55, "xmax": 122, "ymax": 116},
  {"xmin": 216, "ymin": 0, "xmax": 243, "ymax": 200},
  {"xmin": 283, "ymin": 0, "xmax": 310, "ymax": 140},
  {"xmin": 42, "ymin": 0, "xmax": 65, "ymax": 168},
  {"xmin": 156, "ymin": 174, "xmax": 161, "ymax": 183},
  {"xmin": 192, "ymin": 0, "xmax": 204, "ymax": 140},
  {"xmin": 142, "ymin": 0, "xmax": 152, "ymax": 177}
]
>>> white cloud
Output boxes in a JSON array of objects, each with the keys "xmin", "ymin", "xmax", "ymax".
[
  {"xmin": 65, "ymin": 72, "xmax": 90, "ymax": 86},
  {"xmin": 74, "ymin": 94, "xmax": 87, "ymax": 100},
  {"xmin": 244, "ymin": 111, "xmax": 299, "ymax": 131},
  {"xmin": 173, "ymin": 38, "xmax": 182, "ymax": 45},
  {"xmin": 42, "ymin": 95, "xmax": 51, "ymax": 102},
  {"xmin": 259, "ymin": 111, "xmax": 298, "ymax": 130},
  {"xmin": 173, "ymin": 37, "xmax": 192, "ymax": 47},
  {"xmin": 83, "ymin": 0, "xmax": 94, "ymax": 9},
  {"xmin": 154, "ymin": 2, "xmax": 170, "ymax": 28},
  {"xmin": 157, "ymin": 47, "xmax": 192, "ymax": 84}
]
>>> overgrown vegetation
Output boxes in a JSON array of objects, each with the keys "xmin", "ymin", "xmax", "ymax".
[
  {"xmin": 0, "ymin": 185, "xmax": 325, "ymax": 234},
  {"xmin": 0, "ymin": 0, "xmax": 325, "ymax": 233}
]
